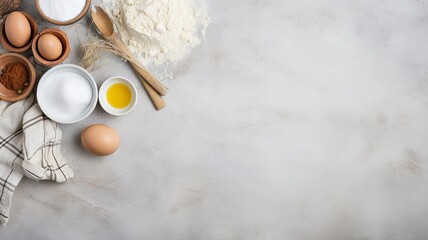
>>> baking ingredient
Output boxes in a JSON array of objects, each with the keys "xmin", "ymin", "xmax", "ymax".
[
  {"xmin": 38, "ymin": 0, "xmax": 86, "ymax": 22},
  {"xmin": 41, "ymin": 71, "xmax": 92, "ymax": 120},
  {"xmin": 5, "ymin": 11, "xmax": 31, "ymax": 48},
  {"xmin": 0, "ymin": 62, "xmax": 28, "ymax": 93},
  {"xmin": 106, "ymin": 0, "xmax": 210, "ymax": 65},
  {"xmin": 81, "ymin": 124, "xmax": 120, "ymax": 156},
  {"xmin": 37, "ymin": 33, "xmax": 63, "ymax": 61},
  {"xmin": 0, "ymin": 0, "xmax": 22, "ymax": 17},
  {"xmin": 80, "ymin": 39, "xmax": 118, "ymax": 70},
  {"xmin": 107, "ymin": 83, "xmax": 132, "ymax": 108}
]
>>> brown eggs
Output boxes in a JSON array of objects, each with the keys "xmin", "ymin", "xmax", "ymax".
[
  {"xmin": 5, "ymin": 11, "xmax": 31, "ymax": 48},
  {"xmin": 37, "ymin": 33, "xmax": 63, "ymax": 61},
  {"xmin": 81, "ymin": 124, "xmax": 120, "ymax": 156}
]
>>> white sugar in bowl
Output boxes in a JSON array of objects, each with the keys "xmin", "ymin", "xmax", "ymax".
[{"xmin": 37, "ymin": 64, "xmax": 98, "ymax": 124}]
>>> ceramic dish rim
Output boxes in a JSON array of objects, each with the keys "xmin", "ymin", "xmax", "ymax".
[
  {"xmin": 99, "ymin": 76, "xmax": 138, "ymax": 116},
  {"xmin": 37, "ymin": 64, "xmax": 98, "ymax": 124}
]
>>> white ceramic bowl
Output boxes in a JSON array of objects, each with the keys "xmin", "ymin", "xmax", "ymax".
[
  {"xmin": 37, "ymin": 64, "xmax": 98, "ymax": 124},
  {"xmin": 99, "ymin": 76, "xmax": 138, "ymax": 116}
]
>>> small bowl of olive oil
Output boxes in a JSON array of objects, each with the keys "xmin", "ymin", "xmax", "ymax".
[{"xmin": 99, "ymin": 76, "xmax": 138, "ymax": 116}]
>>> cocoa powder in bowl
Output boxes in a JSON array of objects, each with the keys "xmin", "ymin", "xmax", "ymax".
[{"xmin": 0, "ymin": 62, "xmax": 28, "ymax": 94}]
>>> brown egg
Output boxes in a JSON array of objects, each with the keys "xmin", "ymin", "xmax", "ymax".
[
  {"xmin": 37, "ymin": 33, "xmax": 63, "ymax": 61},
  {"xmin": 5, "ymin": 11, "xmax": 31, "ymax": 48},
  {"xmin": 81, "ymin": 124, "xmax": 120, "ymax": 156}
]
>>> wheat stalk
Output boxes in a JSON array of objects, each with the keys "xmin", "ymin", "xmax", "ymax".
[{"xmin": 0, "ymin": 0, "xmax": 22, "ymax": 17}]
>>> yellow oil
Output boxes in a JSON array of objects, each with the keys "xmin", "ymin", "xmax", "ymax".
[{"xmin": 106, "ymin": 83, "xmax": 132, "ymax": 109}]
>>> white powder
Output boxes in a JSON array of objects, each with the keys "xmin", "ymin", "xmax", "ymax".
[
  {"xmin": 38, "ymin": 0, "xmax": 86, "ymax": 22},
  {"xmin": 43, "ymin": 72, "xmax": 92, "ymax": 120},
  {"xmin": 105, "ymin": 0, "xmax": 210, "ymax": 65}
]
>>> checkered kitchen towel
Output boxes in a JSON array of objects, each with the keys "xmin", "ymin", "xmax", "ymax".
[{"xmin": 0, "ymin": 95, "xmax": 73, "ymax": 225}]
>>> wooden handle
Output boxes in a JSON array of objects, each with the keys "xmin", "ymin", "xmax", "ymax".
[
  {"xmin": 111, "ymin": 36, "xmax": 168, "ymax": 96},
  {"xmin": 129, "ymin": 61, "xmax": 168, "ymax": 96},
  {"xmin": 137, "ymin": 74, "xmax": 166, "ymax": 110}
]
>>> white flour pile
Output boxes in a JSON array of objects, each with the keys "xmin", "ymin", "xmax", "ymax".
[{"xmin": 104, "ymin": 0, "xmax": 210, "ymax": 66}]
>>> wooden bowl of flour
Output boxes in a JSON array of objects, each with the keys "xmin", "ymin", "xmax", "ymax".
[{"xmin": 34, "ymin": 0, "xmax": 91, "ymax": 25}]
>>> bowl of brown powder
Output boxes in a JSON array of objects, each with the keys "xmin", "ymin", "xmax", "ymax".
[{"xmin": 0, "ymin": 53, "xmax": 36, "ymax": 102}]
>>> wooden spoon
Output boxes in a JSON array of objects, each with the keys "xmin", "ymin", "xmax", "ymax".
[{"xmin": 91, "ymin": 5, "xmax": 166, "ymax": 110}]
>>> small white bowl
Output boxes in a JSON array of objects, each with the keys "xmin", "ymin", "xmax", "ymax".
[
  {"xmin": 99, "ymin": 76, "xmax": 138, "ymax": 116},
  {"xmin": 37, "ymin": 64, "xmax": 98, "ymax": 124}
]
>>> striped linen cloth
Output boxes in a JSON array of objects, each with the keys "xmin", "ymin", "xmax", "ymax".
[{"xmin": 0, "ymin": 95, "xmax": 73, "ymax": 225}]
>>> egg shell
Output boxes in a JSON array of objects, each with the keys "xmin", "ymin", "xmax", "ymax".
[
  {"xmin": 81, "ymin": 124, "xmax": 120, "ymax": 156},
  {"xmin": 5, "ymin": 12, "xmax": 31, "ymax": 48},
  {"xmin": 37, "ymin": 33, "xmax": 63, "ymax": 61}
]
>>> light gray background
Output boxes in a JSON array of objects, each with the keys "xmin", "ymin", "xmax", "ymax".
[{"xmin": 2, "ymin": 0, "xmax": 428, "ymax": 239}]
